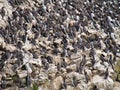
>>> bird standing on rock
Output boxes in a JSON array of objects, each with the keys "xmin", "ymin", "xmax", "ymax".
[
  {"xmin": 109, "ymin": 54, "xmax": 114, "ymax": 70},
  {"xmin": 0, "ymin": 7, "xmax": 6, "ymax": 20},
  {"xmin": 26, "ymin": 75, "xmax": 31, "ymax": 87},
  {"xmin": 104, "ymin": 68, "xmax": 109, "ymax": 79},
  {"xmin": 1, "ymin": 76, "xmax": 6, "ymax": 89}
]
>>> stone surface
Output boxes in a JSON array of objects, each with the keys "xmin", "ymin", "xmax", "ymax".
[
  {"xmin": 53, "ymin": 76, "xmax": 63, "ymax": 90},
  {"xmin": 92, "ymin": 75, "xmax": 114, "ymax": 90}
]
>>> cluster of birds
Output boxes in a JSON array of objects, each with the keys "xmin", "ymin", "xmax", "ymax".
[{"xmin": 0, "ymin": 0, "xmax": 120, "ymax": 89}]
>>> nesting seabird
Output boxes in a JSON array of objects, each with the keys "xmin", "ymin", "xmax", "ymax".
[
  {"xmin": 1, "ymin": 76, "xmax": 6, "ymax": 89},
  {"xmin": 0, "ymin": 7, "xmax": 6, "ymax": 19}
]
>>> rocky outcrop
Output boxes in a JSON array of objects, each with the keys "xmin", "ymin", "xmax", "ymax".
[{"xmin": 0, "ymin": 0, "xmax": 120, "ymax": 90}]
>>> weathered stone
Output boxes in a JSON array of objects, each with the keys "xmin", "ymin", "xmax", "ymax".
[
  {"xmin": 66, "ymin": 64, "xmax": 76, "ymax": 72},
  {"xmin": 53, "ymin": 76, "xmax": 63, "ymax": 90},
  {"xmin": 94, "ymin": 61, "xmax": 106, "ymax": 75},
  {"xmin": 17, "ymin": 70, "xmax": 27, "ymax": 79},
  {"xmin": 67, "ymin": 85, "xmax": 74, "ymax": 90},
  {"xmin": 22, "ymin": 41, "xmax": 33, "ymax": 51},
  {"xmin": 92, "ymin": 75, "xmax": 114, "ymax": 90}
]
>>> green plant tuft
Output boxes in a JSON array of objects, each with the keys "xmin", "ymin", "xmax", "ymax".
[{"xmin": 32, "ymin": 83, "xmax": 39, "ymax": 90}]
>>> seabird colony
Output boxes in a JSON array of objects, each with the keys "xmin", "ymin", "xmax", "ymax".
[{"xmin": 0, "ymin": 0, "xmax": 120, "ymax": 90}]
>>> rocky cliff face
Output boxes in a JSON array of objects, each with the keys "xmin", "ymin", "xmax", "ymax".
[{"xmin": 0, "ymin": 0, "xmax": 120, "ymax": 90}]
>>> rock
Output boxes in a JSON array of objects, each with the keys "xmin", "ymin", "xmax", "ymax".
[
  {"xmin": 101, "ymin": 32, "xmax": 107, "ymax": 38},
  {"xmin": 4, "ymin": 66, "xmax": 15, "ymax": 76},
  {"xmin": 85, "ymin": 68, "xmax": 92, "ymax": 80},
  {"xmin": 67, "ymin": 45, "xmax": 74, "ymax": 50},
  {"xmin": 66, "ymin": 72, "xmax": 86, "ymax": 85},
  {"xmin": 113, "ymin": 82, "xmax": 120, "ymax": 90},
  {"xmin": 94, "ymin": 61, "xmax": 106, "ymax": 75},
  {"xmin": 22, "ymin": 40, "xmax": 33, "ymax": 51},
  {"xmin": 113, "ymin": 87, "xmax": 120, "ymax": 90},
  {"xmin": 0, "ymin": 37, "xmax": 6, "ymax": 47},
  {"xmin": 108, "ymin": 67, "xmax": 115, "ymax": 80},
  {"xmin": 0, "ymin": 0, "xmax": 12, "ymax": 16},
  {"xmin": 17, "ymin": 70, "xmax": 27, "ymax": 79},
  {"xmin": 92, "ymin": 75, "xmax": 114, "ymax": 90},
  {"xmin": 66, "ymin": 64, "xmax": 76, "ymax": 72},
  {"xmin": 27, "ymin": 29, "xmax": 35, "ymax": 39},
  {"xmin": 86, "ymin": 61, "xmax": 92, "ymax": 67},
  {"xmin": 0, "ymin": 19, "xmax": 6, "ymax": 27},
  {"xmin": 23, "ymin": 53, "xmax": 33, "ymax": 73},
  {"xmin": 67, "ymin": 85, "xmax": 74, "ymax": 90},
  {"xmin": 48, "ymin": 64, "xmax": 57, "ymax": 74},
  {"xmin": 38, "ymin": 73, "xmax": 48, "ymax": 84},
  {"xmin": 88, "ymin": 29, "xmax": 98, "ymax": 34},
  {"xmin": 53, "ymin": 56, "xmax": 61, "ymax": 65},
  {"xmin": 29, "ymin": 58, "xmax": 42, "ymax": 67},
  {"xmin": 70, "ymin": 52, "xmax": 82, "ymax": 60},
  {"xmin": 44, "ymin": 41, "xmax": 51, "ymax": 46},
  {"xmin": 115, "ymin": 60, "xmax": 120, "ymax": 73},
  {"xmin": 61, "ymin": 68, "xmax": 67, "ymax": 73},
  {"xmin": 5, "ymin": 44, "xmax": 17, "ymax": 52},
  {"xmin": 54, "ymin": 39, "xmax": 62, "ymax": 44},
  {"xmin": 53, "ymin": 76, "xmax": 63, "ymax": 90},
  {"xmin": 77, "ymin": 83, "xmax": 88, "ymax": 90},
  {"xmin": 69, "ymin": 20, "xmax": 76, "ymax": 26},
  {"xmin": 103, "ymin": 62, "xmax": 109, "ymax": 68},
  {"xmin": 26, "ymin": 63, "xmax": 32, "ymax": 73}
]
